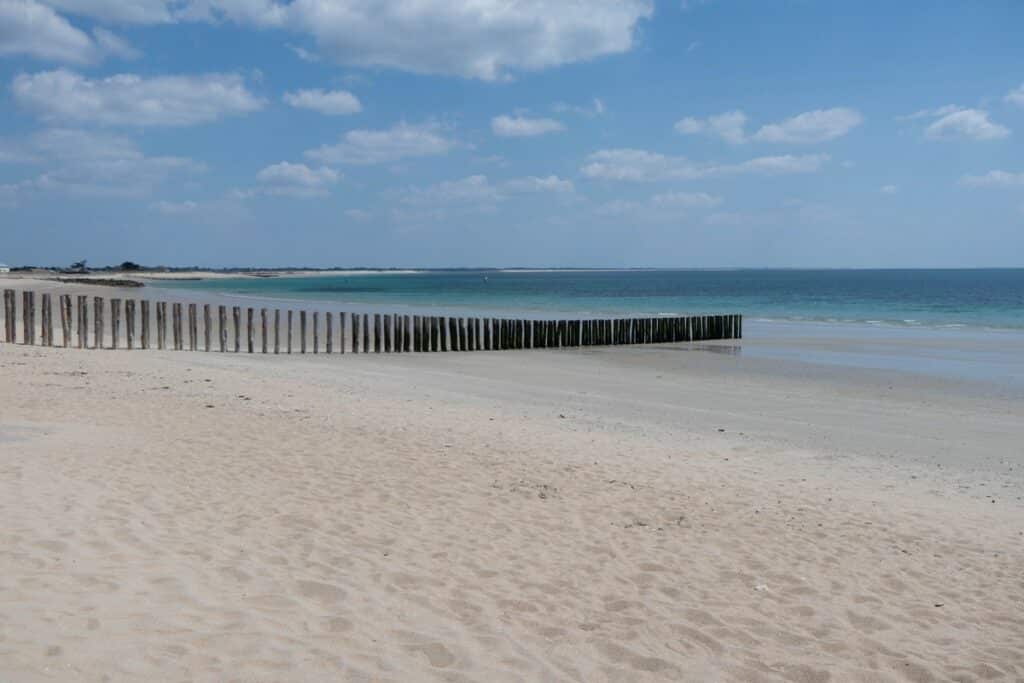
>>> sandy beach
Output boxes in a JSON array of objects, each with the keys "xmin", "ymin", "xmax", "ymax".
[{"xmin": 2, "ymin": 285, "xmax": 1023, "ymax": 682}]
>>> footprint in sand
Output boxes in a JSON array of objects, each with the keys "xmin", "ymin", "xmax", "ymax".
[
  {"xmin": 296, "ymin": 580, "xmax": 347, "ymax": 604},
  {"xmin": 407, "ymin": 642, "xmax": 455, "ymax": 668}
]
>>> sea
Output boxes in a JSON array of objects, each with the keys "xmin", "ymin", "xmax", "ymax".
[{"xmin": 157, "ymin": 269, "xmax": 1024, "ymax": 387}]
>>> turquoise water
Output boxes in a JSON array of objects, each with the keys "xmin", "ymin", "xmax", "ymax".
[{"xmin": 159, "ymin": 269, "xmax": 1024, "ymax": 330}]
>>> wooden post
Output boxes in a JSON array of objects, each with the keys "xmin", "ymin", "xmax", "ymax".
[
  {"xmin": 233, "ymin": 306, "xmax": 241, "ymax": 352},
  {"xmin": 2, "ymin": 290, "xmax": 11, "ymax": 343},
  {"xmin": 261, "ymin": 309, "xmax": 268, "ymax": 353},
  {"xmin": 300, "ymin": 311, "xmax": 307, "ymax": 353},
  {"xmin": 247, "ymin": 308, "xmax": 255, "ymax": 353},
  {"xmin": 326, "ymin": 312, "xmax": 333, "ymax": 354},
  {"xmin": 125, "ymin": 299, "xmax": 135, "ymax": 349},
  {"xmin": 274, "ymin": 309, "xmax": 281, "ymax": 354},
  {"xmin": 59, "ymin": 295, "xmax": 71, "ymax": 347},
  {"xmin": 372, "ymin": 314, "xmax": 380, "ymax": 353},
  {"xmin": 339, "ymin": 312, "xmax": 346, "ymax": 354},
  {"xmin": 218, "ymin": 306, "xmax": 227, "ymax": 352},
  {"xmin": 173, "ymin": 303, "xmax": 183, "ymax": 350},
  {"xmin": 352, "ymin": 313, "xmax": 361, "ymax": 353},
  {"xmin": 287, "ymin": 310, "xmax": 293, "ymax": 354},
  {"xmin": 39, "ymin": 293, "xmax": 51, "ymax": 346},
  {"xmin": 108, "ymin": 299, "xmax": 119, "ymax": 350},
  {"xmin": 140, "ymin": 300, "xmax": 150, "ymax": 349},
  {"xmin": 188, "ymin": 304, "xmax": 197, "ymax": 351},
  {"xmin": 21, "ymin": 291, "xmax": 31, "ymax": 345},
  {"xmin": 156, "ymin": 302, "xmax": 166, "ymax": 350},
  {"xmin": 73, "ymin": 295, "xmax": 84, "ymax": 348},
  {"xmin": 92, "ymin": 296, "xmax": 103, "ymax": 350},
  {"xmin": 203, "ymin": 304, "xmax": 212, "ymax": 351},
  {"xmin": 362, "ymin": 314, "xmax": 370, "ymax": 353},
  {"xmin": 383, "ymin": 314, "xmax": 392, "ymax": 352},
  {"xmin": 313, "ymin": 312, "xmax": 319, "ymax": 354},
  {"xmin": 412, "ymin": 315, "xmax": 420, "ymax": 352}
]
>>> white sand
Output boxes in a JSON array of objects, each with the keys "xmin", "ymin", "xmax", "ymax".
[{"xmin": 1, "ymin": 314, "xmax": 1023, "ymax": 681}]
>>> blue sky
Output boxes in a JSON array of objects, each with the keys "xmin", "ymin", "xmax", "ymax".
[{"xmin": 1, "ymin": 0, "xmax": 1022, "ymax": 268}]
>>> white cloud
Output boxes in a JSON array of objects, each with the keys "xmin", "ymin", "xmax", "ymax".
[
  {"xmin": 305, "ymin": 122, "xmax": 455, "ymax": 165},
  {"xmin": 674, "ymin": 110, "xmax": 747, "ymax": 144},
  {"xmin": 40, "ymin": 0, "xmax": 176, "ymax": 23},
  {"xmin": 553, "ymin": 98, "xmax": 606, "ymax": 117},
  {"xmin": 283, "ymin": 88, "xmax": 361, "ymax": 115},
  {"xmin": 651, "ymin": 191, "xmax": 722, "ymax": 208},
  {"xmin": 0, "ymin": 0, "xmax": 137, "ymax": 64},
  {"xmin": 880, "ymin": 184, "xmax": 898, "ymax": 194},
  {"xmin": 393, "ymin": 174, "xmax": 574, "ymax": 211},
  {"xmin": 923, "ymin": 108, "xmax": 1009, "ymax": 141},
  {"xmin": 151, "ymin": 199, "xmax": 199, "ymax": 214},
  {"xmin": 256, "ymin": 161, "xmax": 339, "ymax": 198},
  {"xmin": 581, "ymin": 148, "xmax": 829, "ymax": 182},
  {"xmin": 593, "ymin": 191, "xmax": 722, "ymax": 222},
  {"xmin": 491, "ymin": 115, "xmax": 565, "ymax": 137},
  {"xmin": 281, "ymin": 0, "xmax": 653, "ymax": 80},
  {"xmin": 503, "ymin": 175, "xmax": 575, "ymax": 193},
  {"xmin": 51, "ymin": 1, "xmax": 652, "ymax": 80},
  {"xmin": 751, "ymin": 107, "xmax": 863, "ymax": 143},
  {"xmin": 287, "ymin": 43, "xmax": 319, "ymax": 62},
  {"xmin": 12, "ymin": 69, "xmax": 265, "ymax": 126},
  {"xmin": 0, "ymin": 128, "xmax": 202, "ymax": 200},
  {"xmin": 1005, "ymin": 84, "xmax": 1024, "ymax": 108},
  {"xmin": 959, "ymin": 170, "xmax": 1024, "ymax": 187},
  {"xmin": 676, "ymin": 108, "xmax": 861, "ymax": 144}
]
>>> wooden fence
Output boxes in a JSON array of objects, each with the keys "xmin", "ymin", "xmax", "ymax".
[{"xmin": 1, "ymin": 289, "xmax": 742, "ymax": 354}]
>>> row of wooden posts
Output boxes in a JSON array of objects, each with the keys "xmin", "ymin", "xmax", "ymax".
[{"xmin": 2, "ymin": 289, "xmax": 742, "ymax": 353}]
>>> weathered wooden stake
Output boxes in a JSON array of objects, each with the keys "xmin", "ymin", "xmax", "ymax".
[
  {"xmin": 156, "ymin": 302, "xmax": 166, "ymax": 350},
  {"xmin": 92, "ymin": 296, "xmax": 103, "ymax": 349},
  {"xmin": 274, "ymin": 309, "xmax": 281, "ymax": 354},
  {"xmin": 363, "ymin": 314, "xmax": 370, "ymax": 353},
  {"xmin": 339, "ymin": 312, "xmax": 346, "ymax": 354},
  {"xmin": 218, "ymin": 306, "xmax": 227, "ymax": 352},
  {"xmin": 141, "ymin": 300, "xmax": 150, "ymax": 349},
  {"xmin": 313, "ymin": 312, "xmax": 319, "ymax": 354},
  {"xmin": 300, "ymin": 311, "xmax": 307, "ymax": 353},
  {"xmin": 287, "ymin": 310, "xmax": 293, "ymax": 354},
  {"xmin": 233, "ymin": 306, "xmax": 241, "ymax": 353},
  {"xmin": 188, "ymin": 303, "xmax": 197, "ymax": 351},
  {"xmin": 247, "ymin": 308, "xmax": 255, "ymax": 353},
  {"xmin": 261, "ymin": 309, "xmax": 268, "ymax": 353},
  {"xmin": 326, "ymin": 312, "xmax": 333, "ymax": 354},
  {"xmin": 352, "ymin": 313, "xmax": 360, "ymax": 353},
  {"xmin": 204, "ymin": 305, "xmax": 212, "ymax": 351},
  {"xmin": 125, "ymin": 300, "xmax": 135, "ymax": 349}
]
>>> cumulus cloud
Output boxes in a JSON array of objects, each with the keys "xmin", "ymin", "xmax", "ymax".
[
  {"xmin": 676, "ymin": 108, "xmax": 861, "ymax": 144},
  {"xmin": 0, "ymin": 128, "xmax": 202, "ymax": 200},
  {"xmin": 12, "ymin": 69, "xmax": 264, "ymax": 126},
  {"xmin": 674, "ymin": 111, "xmax": 747, "ymax": 144},
  {"xmin": 1007, "ymin": 84, "xmax": 1024, "ymax": 108},
  {"xmin": 39, "ymin": 0, "xmax": 652, "ymax": 80},
  {"xmin": 959, "ymin": 170, "xmax": 1024, "ymax": 187},
  {"xmin": 0, "ymin": 0, "xmax": 138, "ymax": 64},
  {"xmin": 651, "ymin": 191, "xmax": 722, "ymax": 208},
  {"xmin": 394, "ymin": 174, "xmax": 574, "ymax": 211},
  {"xmin": 751, "ymin": 108, "xmax": 863, "ymax": 143},
  {"xmin": 581, "ymin": 148, "xmax": 829, "ymax": 182},
  {"xmin": 593, "ymin": 191, "xmax": 722, "ymax": 222},
  {"xmin": 491, "ymin": 115, "xmax": 565, "ymax": 137},
  {"xmin": 256, "ymin": 161, "xmax": 339, "ymax": 198},
  {"xmin": 503, "ymin": 175, "xmax": 575, "ymax": 193},
  {"xmin": 880, "ymin": 184, "xmax": 898, "ymax": 194},
  {"xmin": 305, "ymin": 122, "xmax": 455, "ymax": 165},
  {"xmin": 283, "ymin": 88, "xmax": 361, "ymax": 115},
  {"xmin": 915, "ymin": 107, "xmax": 1010, "ymax": 141},
  {"xmin": 553, "ymin": 98, "xmax": 606, "ymax": 117}
]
